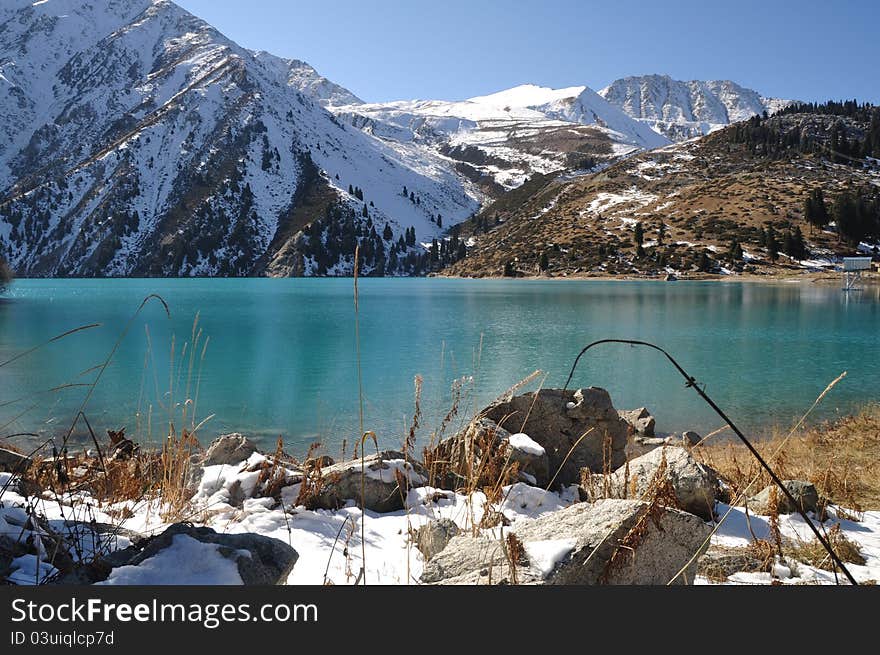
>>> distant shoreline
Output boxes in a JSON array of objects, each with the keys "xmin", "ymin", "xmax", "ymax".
[{"xmin": 5, "ymin": 271, "xmax": 878, "ymax": 285}]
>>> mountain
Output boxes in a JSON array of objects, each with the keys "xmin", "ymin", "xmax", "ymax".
[
  {"xmin": 251, "ymin": 51, "xmax": 363, "ymax": 107},
  {"xmin": 330, "ymin": 84, "xmax": 670, "ymax": 192},
  {"xmin": 600, "ymin": 74, "xmax": 792, "ymax": 141},
  {"xmin": 0, "ymin": 0, "xmax": 479, "ymax": 277},
  {"xmin": 443, "ymin": 106, "xmax": 880, "ymax": 278}
]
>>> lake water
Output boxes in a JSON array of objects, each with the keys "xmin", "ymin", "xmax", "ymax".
[{"xmin": 1, "ymin": 278, "xmax": 878, "ymax": 455}]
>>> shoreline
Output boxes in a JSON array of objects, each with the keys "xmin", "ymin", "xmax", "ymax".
[{"xmin": 4, "ymin": 269, "xmax": 879, "ymax": 285}]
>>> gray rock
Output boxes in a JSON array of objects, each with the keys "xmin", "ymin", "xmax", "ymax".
[
  {"xmin": 483, "ymin": 388, "xmax": 629, "ymax": 487},
  {"xmin": 415, "ymin": 518, "xmax": 460, "ymax": 560},
  {"xmin": 0, "ymin": 447, "xmax": 32, "ymax": 473},
  {"xmin": 202, "ymin": 434, "xmax": 257, "ymax": 466},
  {"xmin": 619, "ymin": 407, "xmax": 656, "ymax": 437},
  {"xmin": 750, "ymin": 480, "xmax": 820, "ymax": 516},
  {"xmin": 625, "ymin": 435, "xmax": 668, "ymax": 459},
  {"xmin": 315, "ymin": 450, "xmax": 427, "ymax": 513},
  {"xmin": 101, "ymin": 524, "xmax": 297, "ymax": 585},
  {"xmin": 681, "ymin": 430, "xmax": 702, "ymax": 446},
  {"xmin": 421, "ymin": 499, "xmax": 711, "ymax": 585},
  {"xmin": 584, "ymin": 446, "xmax": 718, "ymax": 521}
]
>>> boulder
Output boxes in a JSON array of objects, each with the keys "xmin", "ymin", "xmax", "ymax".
[
  {"xmin": 749, "ymin": 480, "xmax": 820, "ymax": 516},
  {"xmin": 0, "ymin": 448, "xmax": 32, "ymax": 473},
  {"xmin": 421, "ymin": 499, "xmax": 711, "ymax": 585},
  {"xmin": 583, "ymin": 446, "xmax": 717, "ymax": 521},
  {"xmin": 482, "ymin": 388, "xmax": 629, "ymax": 487},
  {"xmin": 415, "ymin": 518, "xmax": 460, "ymax": 560},
  {"xmin": 619, "ymin": 407, "xmax": 656, "ymax": 437},
  {"xmin": 314, "ymin": 450, "xmax": 428, "ymax": 513},
  {"xmin": 96, "ymin": 524, "xmax": 297, "ymax": 585},
  {"xmin": 202, "ymin": 434, "xmax": 257, "ymax": 466}
]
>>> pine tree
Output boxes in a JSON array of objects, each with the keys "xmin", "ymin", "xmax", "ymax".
[
  {"xmin": 633, "ymin": 221, "xmax": 644, "ymax": 246},
  {"xmin": 383, "ymin": 223, "xmax": 393, "ymax": 241},
  {"xmin": 539, "ymin": 251, "xmax": 549, "ymax": 271},
  {"xmin": 728, "ymin": 240, "xmax": 743, "ymax": 263},
  {"xmin": 697, "ymin": 252, "xmax": 712, "ymax": 272},
  {"xmin": 0, "ymin": 252, "xmax": 12, "ymax": 293},
  {"xmin": 766, "ymin": 227, "xmax": 780, "ymax": 261},
  {"xmin": 834, "ymin": 190, "xmax": 862, "ymax": 245}
]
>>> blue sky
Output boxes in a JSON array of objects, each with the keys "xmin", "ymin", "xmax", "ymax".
[{"xmin": 175, "ymin": 0, "xmax": 880, "ymax": 104}]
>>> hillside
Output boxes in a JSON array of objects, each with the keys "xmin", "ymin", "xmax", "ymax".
[
  {"xmin": 0, "ymin": 0, "xmax": 479, "ymax": 277},
  {"xmin": 331, "ymin": 84, "xmax": 670, "ymax": 193},
  {"xmin": 443, "ymin": 107, "xmax": 880, "ymax": 278}
]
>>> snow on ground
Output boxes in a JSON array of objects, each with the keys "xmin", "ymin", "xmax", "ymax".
[
  {"xmin": 96, "ymin": 534, "xmax": 244, "ymax": 585},
  {"xmin": 2, "ymin": 465, "xmax": 878, "ymax": 586},
  {"xmin": 585, "ymin": 186, "xmax": 659, "ymax": 215},
  {"xmin": 698, "ymin": 504, "xmax": 880, "ymax": 585}
]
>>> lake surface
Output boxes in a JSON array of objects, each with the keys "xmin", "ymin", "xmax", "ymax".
[{"xmin": 1, "ymin": 278, "xmax": 878, "ymax": 455}]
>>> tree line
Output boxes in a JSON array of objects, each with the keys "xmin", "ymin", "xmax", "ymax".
[{"xmin": 727, "ymin": 100, "xmax": 880, "ymax": 162}]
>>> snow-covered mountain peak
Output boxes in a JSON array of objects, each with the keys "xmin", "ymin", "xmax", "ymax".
[
  {"xmin": 467, "ymin": 84, "xmax": 589, "ymax": 110},
  {"xmin": 599, "ymin": 74, "xmax": 794, "ymax": 141},
  {"xmin": 251, "ymin": 51, "xmax": 363, "ymax": 107},
  {"xmin": 0, "ymin": 0, "xmax": 479, "ymax": 277}
]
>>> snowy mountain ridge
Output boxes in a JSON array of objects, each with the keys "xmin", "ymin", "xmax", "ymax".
[
  {"xmin": 0, "ymin": 0, "xmax": 479, "ymax": 277},
  {"xmin": 332, "ymin": 83, "xmax": 670, "ymax": 190},
  {"xmin": 600, "ymin": 74, "xmax": 793, "ymax": 141},
  {"xmin": 0, "ymin": 1, "xmax": 795, "ymax": 278}
]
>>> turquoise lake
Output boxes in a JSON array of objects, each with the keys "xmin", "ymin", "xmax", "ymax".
[{"xmin": 1, "ymin": 278, "xmax": 878, "ymax": 455}]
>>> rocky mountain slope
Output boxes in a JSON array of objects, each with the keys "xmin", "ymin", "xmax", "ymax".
[
  {"xmin": 331, "ymin": 84, "xmax": 670, "ymax": 193},
  {"xmin": 0, "ymin": 0, "xmax": 479, "ymax": 277},
  {"xmin": 443, "ymin": 107, "xmax": 880, "ymax": 278},
  {"xmin": 600, "ymin": 74, "xmax": 792, "ymax": 141}
]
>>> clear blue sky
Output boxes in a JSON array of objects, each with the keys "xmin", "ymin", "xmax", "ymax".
[{"xmin": 175, "ymin": 0, "xmax": 880, "ymax": 104}]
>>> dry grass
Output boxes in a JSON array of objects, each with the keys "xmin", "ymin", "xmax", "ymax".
[
  {"xmin": 786, "ymin": 524, "xmax": 867, "ymax": 571},
  {"xmin": 695, "ymin": 404, "xmax": 880, "ymax": 511}
]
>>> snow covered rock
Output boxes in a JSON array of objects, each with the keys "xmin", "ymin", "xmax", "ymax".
[
  {"xmin": 619, "ymin": 407, "xmax": 656, "ymax": 437},
  {"xmin": 96, "ymin": 524, "xmax": 297, "ymax": 586},
  {"xmin": 0, "ymin": 448, "xmax": 32, "ymax": 473},
  {"xmin": 483, "ymin": 388, "xmax": 629, "ymax": 487},
  {"xmin": 750, "ymin": 480, "xmax": 821, "ymax": 516},
  {"xmin": 584, "ymin": 446, "xmax": 718, "ymax": 521},
  {"xmin": 505, "ymin": 433, "xmax": 550, "ymax": 487},
  {"xmin": 421, "ymin": 499, "xmax": 711, "ymax": 585},
  {"xmin": 203, "ymin": 434, "xmax": 258, "ymax": 467},
  {"xmin": 314, "ymin": 450, "xmax": 428, "ymax": 513},
  {"xmin": 414, "ymin": 518, "xmax": 460, "ymax": 561}
]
